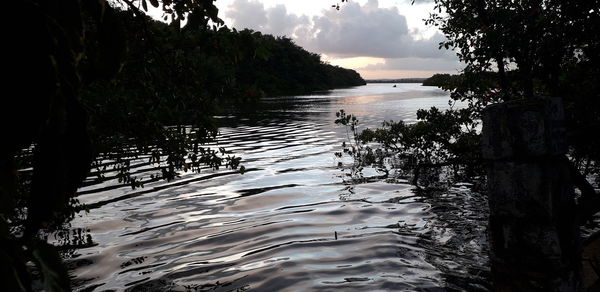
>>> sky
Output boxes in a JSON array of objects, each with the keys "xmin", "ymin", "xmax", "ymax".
[{"xmin": 213, "ymin": 0, "xmax": 463, "ymax": 79}]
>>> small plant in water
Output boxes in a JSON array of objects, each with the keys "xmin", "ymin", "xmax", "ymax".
[{"xmin": 334, "ymin": 107, "xmax": 484, "ymax": 189}]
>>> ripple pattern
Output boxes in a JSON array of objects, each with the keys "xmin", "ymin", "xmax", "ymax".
[{"xmin": 69, "ymin": 84, "xmax": 490, "ymax": 291}]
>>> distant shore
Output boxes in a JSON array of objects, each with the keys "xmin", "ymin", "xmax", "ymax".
[{"xmin": 365, "ymin": 78, "xmax": 427, "ymax": 83}]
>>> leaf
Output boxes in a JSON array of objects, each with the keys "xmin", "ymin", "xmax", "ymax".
[
  {"xmin": 150, "ymin": 0, "xmax": 159, "ymax": 8},
  {"xmin": 142, "ymin": 0, "xmax": 148, "ymax": 11}
]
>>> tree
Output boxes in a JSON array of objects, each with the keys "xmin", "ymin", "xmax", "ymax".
[
  {"xmin": 338, "ymin": 0, "xmax": 600, "ymax": 220},
  {"xmin": 2, "ymin": 1, "xmax": 367, "ymax": 290},
  {"xmin": 336, "ymin": 0, "xmax": 599, "ymax": 289},
  {"xmin": 429, "ymin": 0, "xmax": 600, "ymax": 223},
  {"xmin": 2, "ymin": 1, "xmax": 238, "ymax": 290}
]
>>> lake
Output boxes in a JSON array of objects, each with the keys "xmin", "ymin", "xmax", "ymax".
[{"xmin": 69, "ymin": 83, "xmax": 490, "ymax": 291}]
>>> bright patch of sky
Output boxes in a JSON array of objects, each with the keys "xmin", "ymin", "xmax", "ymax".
[{"xmin": 215, "ymin": 0, "xmax": 462, "ymax": 78}]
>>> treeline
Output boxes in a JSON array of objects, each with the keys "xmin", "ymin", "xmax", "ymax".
[
  {"xmin": 86, "ymin": 9, "xmax": 365, "ymax": 103},
  {"xmin": 422, "ymin": 74, "xmax": 461, "ymax": 87},
  {"xmin": 83, "ymin": 8, "xmax": 366, "ymax": 153},
  {"xmin": 232, "ymin": 32, "xmax": 366, "ymax": 96},
  {"xmin": 422, "ymin": 72, "xmax": 499, "ymax": 92}
]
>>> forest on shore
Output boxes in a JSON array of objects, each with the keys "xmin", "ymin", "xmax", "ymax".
[
  {"xmin": 86, "ymin": 7, "xmax": 366, "ymax": 109},
  {"xmin": 421, "ymin": 73, "xmax": 459, "ymax": 87},
  {"xmin": 83, "ymin": 7, "xmax": 366, "ymax": 159}
]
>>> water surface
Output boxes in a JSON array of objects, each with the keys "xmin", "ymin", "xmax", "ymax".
[{"xmin": 70, "ymin": 83, "xmax": 490, "ymax": 291}]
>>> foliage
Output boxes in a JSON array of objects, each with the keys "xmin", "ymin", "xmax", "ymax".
[
  {"xmin": 336, "ymin": 0, "xmax": 600, "ymax": 191},
  {"xmin": 425, "ymin": 0, "xmax": 600, "ymax": 173},
  {"xmin": 431, "ymin": 0, "xmax": 600, "ymax": 181},
  {"xmin": 81, "ymin": 10, "xmax": 364, "ymax": 190},
  {"xmin": 2, "ymin": 1, "xmax": 365, "ymax": 291},
  {"xmin": 213, "ymin": 28, "xmax": 365, "ymax": 98},
  {"xmin": 2, "ymin": 1, "xmax": 225, "ymax": 290},
  {"xmin": 335, "ymin": 105, "xmax": 483, "ymax": 188},
  {"xmin": 422, "ymin": 73, "xmax": 460, "ymax": 87}
]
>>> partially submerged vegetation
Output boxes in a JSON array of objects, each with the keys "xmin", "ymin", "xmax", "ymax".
[
  {"xmin": 335, "ymin": 0, "xmax": 599, "ymax": 287},
  {"xmin": 335, "ymin": 0, "xmax": 599, "ymax": 205}
]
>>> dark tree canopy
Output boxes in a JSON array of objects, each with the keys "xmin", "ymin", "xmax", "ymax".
[{"xmin": 427, "ymin": 0, "xmax": 600, "ymax": 177}]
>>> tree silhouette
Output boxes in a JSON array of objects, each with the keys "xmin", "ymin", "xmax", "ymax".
[{"xmin": 2, "ymin": 1, "xmax": 365, "ymax": 290}]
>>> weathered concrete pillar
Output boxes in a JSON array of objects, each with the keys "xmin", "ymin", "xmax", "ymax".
[{"xmin": 481, "ymin": 98, "xmax": 582, "ymax": 291}]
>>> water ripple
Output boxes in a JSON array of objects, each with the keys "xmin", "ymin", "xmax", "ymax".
[{"xmin": 69, "ymin": 84, "xmax": 489, "ymax": 291}]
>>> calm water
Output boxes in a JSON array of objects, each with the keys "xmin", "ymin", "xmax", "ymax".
[{"xmin": 69, "ymin": 84, "xmax": 490, "ymax": 291}]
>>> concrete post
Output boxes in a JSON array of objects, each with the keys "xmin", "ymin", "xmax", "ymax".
[{"xmin": 481, "ymin": 98, "xmax": 582, "ymax": 291}]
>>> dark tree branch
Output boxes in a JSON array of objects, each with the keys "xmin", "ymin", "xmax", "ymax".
[
  {"xmin": 566, "ymin": 158, "xmax": 600, "ymax": 224},
  {"xmin": 474, "ymin": 0, "xmax": 509, "ymax": 93}
]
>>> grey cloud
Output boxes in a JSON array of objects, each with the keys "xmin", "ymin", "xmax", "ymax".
[
  {"xmin": 225, "ymin": 0, "xmax": 268, "ymax": 31},
  {"xmin": 226, "ymin": 0, "xmax": 456, "ymax": 61},
  {"xmin": 265, "ymin": 5, "xmax": 310, "ymax": 37},
  {"xmin": 226, "ymin": 0, "xmax": 308, "ymax": 37},
  {"xmin": 299, "ymin": 0, "xmax": 410, "ymax": 57}
]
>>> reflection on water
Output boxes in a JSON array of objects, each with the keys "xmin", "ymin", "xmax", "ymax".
[{"xmin": 69, "ymin": 84, "xmax": 490, "ymax": 291}]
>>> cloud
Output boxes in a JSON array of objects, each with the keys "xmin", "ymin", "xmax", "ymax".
[
  {"xmin": 359, "ymin": 57, "xmax": 463, "ymax": 71},
  {"xmin": 225, "ymin": 0, "xmax": 268, "ymax": 30},
  {"xmin": 225, "ymin": 0, "xmax": 309, "ymax": 37},
  {"xmin": 225, "ymin": 0, "xmax": 456, "ymax": 60},
  {"xmin": 299, "ymin": 0, "xmax": 455, "ymax": 59}
]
